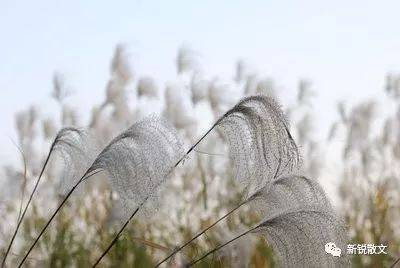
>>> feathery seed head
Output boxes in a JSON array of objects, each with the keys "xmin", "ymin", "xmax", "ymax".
[
  {"xmin": 216, "ymin": 95, "xmax": 300, "ymax": 196},
  {"xmin": 88, "ymin": 115, "xmax": 184, "ymax": 215}
]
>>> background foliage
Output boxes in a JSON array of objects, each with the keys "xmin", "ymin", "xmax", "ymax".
[{"xmin": 1, "ymin": 45, "xmax": 399, "ymax": 267}]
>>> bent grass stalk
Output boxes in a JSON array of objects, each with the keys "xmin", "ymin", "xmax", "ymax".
[
  {"xmin": 131, "ymin": 237, "xmax": 170, "ymax": 252},
  {"xmin": 2, "ymin": 141, "xmax": 28, "ymax": 266},
  {"xmin": 17, "ymin": 116, "xmax": 180, "ymax": 267},
  {"xmin": 155, "ymin": 201, "xmax": 247, "ymax": 267},
  {"xmin": 91, "ymin": 201, "xmax": 143, "ymax": 267},
  {"xmin": 17, "ymin": 96, "xmax": 291, "ymax": 266},
  {"xmin": 4, "ymin": 128, "xmax": 91, "ymax": 267},
  {"xmin": 91, "ymin": 122, "xmax": 218, "ymax": 267},
  {"xmin": 93, "ymin": 95, "xmax": 296, "ymax": 266},
  {"xmin": 2, "ymin": 144, "xmax": 54, "ymax": 268},
  {"xmin": 155, "ymin": 159, "xmax": 286, "ymax": 267},
  {"xmin": 17, "ymin": 169, "xmax": 101, "ymax": 267},
  {"xmin": 186, "ymin": 224, "xmax": 260, "ymax": 267}
]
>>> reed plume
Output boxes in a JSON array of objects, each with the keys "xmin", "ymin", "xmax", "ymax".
[
  {"xmin": 1, "ymin": 127, "xmax": 92, "ymax": 267},
  {"xmin": 187, "ymin": 175, "xmax": 348, "ymax": 268},
  {"xmin": 90, "ymin": 116, "xmax": 184, "ymax": 266},
  {"xmin": 23, "ymin": 95, "xmax": 301, "ymax": 266},
  {"xmin": 18, "ymin": 116, "xmax": 183, "ymax": 267},
  {"xmin": 156, "ymin": 94, "xmax": 300, "ymax": 266}
]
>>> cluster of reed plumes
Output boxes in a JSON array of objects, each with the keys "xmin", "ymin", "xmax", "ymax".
[
  {"xmin": 1, "ymin": 93, "xmax": 348, "ymax": 267},
  {"xmin": 1, "ymin": 45, "xmax": 398, "ymax": 267}
]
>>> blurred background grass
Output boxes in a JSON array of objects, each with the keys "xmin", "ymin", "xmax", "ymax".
[
  {"xmin": 1, "ymin": 1, "xmax": 400, "ymax": 267},
  {"xmin": 0, "ymin": 46, "xmax": 399, "ymax": 267}
]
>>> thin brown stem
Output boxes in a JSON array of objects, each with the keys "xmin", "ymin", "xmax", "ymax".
[
  {"xmin": 16, "ymin": 169, "xmax": 101, "ymax": 268},
  {"xmin": 155, "ymin": 201, "xmax": 247, "ymax": 267},
  {"xmin": 17, "ymin": 177, "xmax": 81, "ymax": 267},
  {"xmin": 174, "ymin": 122, "xmax": 218, "ymax": 167},
  {"xmin": 186, "ymin": 224, "xmax": 260, "ymax": 267},
  {"xmin": 91, "ymin": 199, "xmax": 144, "ymax": 267},
  {"xmin": 2, "ymin": 146, "xmax": 53, "ymax": 268},
  {"xmin": 92, "ymin": 118, "xmax": 222, "ymax": 265}
]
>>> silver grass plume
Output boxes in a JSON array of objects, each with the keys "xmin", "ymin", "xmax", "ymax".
[
  {"xmin": 156, "ymin": 95, "xmax": 300, "ymax": 266},
  {"xmin": 18, "ymin": 118, "xmax": 183, "ymax": 267},
  {"xmin": 216, "ymin": 94, "xmax": 299, "ymax": 195},
  {"xmin": 89, "ymin": 116, "xmax": 184, "ymax": 266},
  {"xmin": 53, "ymin": 128, "xmax": 98, "ymax": 195},
  {"xmin": 42, "ymin": 118, "xmax": 56, "ymax": 140},
  {"xmin": 52, "ymin": 72, "xmax": 70, "ymax": 103},
  {"xmin": 207, "ymin": 81, "xmax": 233, "ymax": 113},
  {"xmin": 164, "ymin": 85, "xmax": 196, "ymax": 130},
  {"xmin": 188, "ymin": 175, "xmax": 348, "ymax": 268},
  {"xmin": 87, "ymin": 115, "xmax": 184, "ymax": 215},
  {"xmin": 190, "ymin": 73, "xmax": 208, "ymax": 104},
  {"xmin": 176, "ymin": 46, "xmax": 197, "ymax": 74},
  {"xmin": 2, "ymin": 127, "xmax": 93, "ymax": 267},
  {"xmin": 176, "ymin": 95, "xmax": 299, "ymax": 184},
  {"xmin": 98, "ymin": 95, "xmax": 293, "ymax": 266},
  {"xmin": 137, "ymin": 77, "xmax": 158, "ymax": 98}
]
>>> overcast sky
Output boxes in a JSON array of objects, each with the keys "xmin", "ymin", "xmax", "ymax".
[{"xmin": 1, "ymin": 0, "xmax": 400, "ymax": 167}]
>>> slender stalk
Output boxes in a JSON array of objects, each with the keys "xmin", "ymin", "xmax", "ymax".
[
  {"xmin": 186, "ymin": 224, "xmax": 260, "ymax": 267},
  {"xmin": 155, "ymin": 201, "xmax": 247, "ymax": 267},
  {"xmin": 92, "ymin": 121, "xmax": 221, "ymax": 265},
  {"xmin": 130, "ymin": 237, "xmax": 170, "ymax": 252},
  {"xmin": 17, "ymin": 179, "xmax": 80, "ymax": 267},
  {"xmin": 91, "ymin": 205, "xmax": 141, "ymax": 267},
  {"xmin": 2, "ymin": 147, "xmax": 53, "ymax": 268},
  {"xmin": 174, "ymin": 122, "xmax": 218, "ymax": 167},
  {"xmin": 17, "ymin": 171, "xmax": 91, "ymax": 268}
]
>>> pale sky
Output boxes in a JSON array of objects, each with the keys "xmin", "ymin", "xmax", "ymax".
[{"xmin": 1, "ymin": 0, "xmax": 400, "ymax": 167}]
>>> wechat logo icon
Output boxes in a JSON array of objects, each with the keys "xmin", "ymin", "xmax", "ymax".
[{"xmin": 325, "ymin": 242, "xmax": 341, "ymax": 257}]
